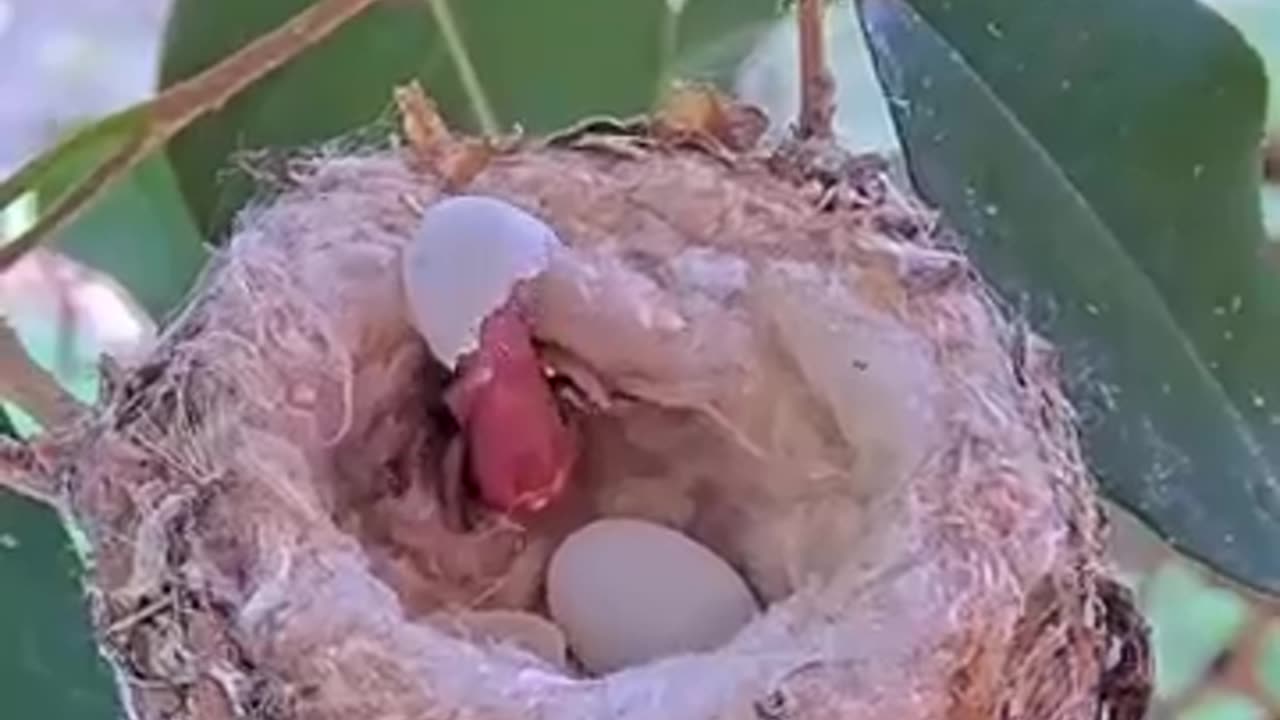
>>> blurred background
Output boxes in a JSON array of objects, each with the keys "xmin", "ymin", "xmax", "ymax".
[{"xmin": 0, "ymin": 1, "xmax": 1278, "ymax": 717}]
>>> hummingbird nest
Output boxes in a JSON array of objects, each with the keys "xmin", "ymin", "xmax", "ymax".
[{"xmin": 22, "ymin": 89, "xmax": 1149, "ymax": 720}]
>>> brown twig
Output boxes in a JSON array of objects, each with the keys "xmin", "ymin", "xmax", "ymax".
[
  {"xmin": 0, "ymin": 318, "xmax": 85, "ymax": 430},
  {"xmin": 395, "ymin": 81, "xmax": 503, "ymax": 191},
  {"xmin": 0, "ymin": 0, "xmax": 382, "ymax": 273},
  {"xmin": 796, "ymin": 0, "xmax": 836, "ymax": 140},
  {"xmin": 0, "ymin": 432, "xmax": 59, "ymax": 505}
]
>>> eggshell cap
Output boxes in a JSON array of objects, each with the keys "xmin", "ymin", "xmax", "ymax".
[{"xmin": 402, "ymin": 195, "xmax": 561, "ymax": 369}]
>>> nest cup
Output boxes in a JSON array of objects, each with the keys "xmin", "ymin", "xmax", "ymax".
[{"xmin": 61, "ymin": 101, "xmax": 1147, "ymax": 720}]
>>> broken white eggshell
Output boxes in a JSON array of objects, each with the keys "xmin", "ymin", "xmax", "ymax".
[
  {"xmin": 546, "ymin": 518, "xmax": 760, "ymax": 675},
  {"xmin": 401, "ymin": 195, "xmax": 562, "ymax": 370}
]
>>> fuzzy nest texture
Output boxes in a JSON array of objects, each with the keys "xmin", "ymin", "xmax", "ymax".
[{"xmin": 40, "ymin": 101, "xmax": 1148, "ymax": 720}]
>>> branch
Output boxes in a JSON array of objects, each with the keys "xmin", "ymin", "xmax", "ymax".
[
  {"xmin": 0, "ymin": 318, "xmax": 85, "ymax": 430},
  {"xmin": 0, "ymin": 433, "xmax": 59, "ymax": 506},
  {"xmin": 0, "ymin": 0, "xmax": 382, "ymax": 273},
  {"xmin": 796, "ymin": 0, "xmax": 836, "ymax": 140}
]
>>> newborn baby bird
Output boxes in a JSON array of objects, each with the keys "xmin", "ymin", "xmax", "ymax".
[
  {"xmin": 442, "ymin": 295, "xmax": 578, "ymax": 518},
  {"xmin": 403, "ymin": 194, "xmax": 581, "ymax": 529}
]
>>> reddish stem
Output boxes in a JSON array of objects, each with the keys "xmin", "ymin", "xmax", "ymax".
[{"xmin": 796, "ymin": 0, "xmax": 836, "ymax": 140}]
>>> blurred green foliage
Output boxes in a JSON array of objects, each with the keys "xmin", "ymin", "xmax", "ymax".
[
  {"xmin": 1180, "ymin": 692, "xmax": 1268, "ymax": 720},
  {"xmin": 0, "ymin": 494, "xmax": 117, "ymax": 720},
  {"xmin": 1260, "ymin": 622, "xmax": 1280, "ymax": 706},
  {"xmin": 1201, "ymin": 0, "xmax": 1280, "ymax": 129},
  {"xmin": 860, "ymin": 0, "xmax": 1280, "ymax": 593},
  {"xmin": 1145, "ymin": 561, "xmax": 1249, "ymax": 701},
  {"xmin": 159, "ymin": 0, "xmax": 782, "ymax": 241}
]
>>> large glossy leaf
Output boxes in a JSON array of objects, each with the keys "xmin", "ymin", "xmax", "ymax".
[
  {"xmin": 2, "ymin": 111, "xmax": 208, "ymax": 322},
  {"xmin": 1201, "ymin": 0, "xmax": 1280, "ymax": 129},
  {"xmin": 39, "ymin": 152, "xmax": 208, "ymax": 324},
  {"xmin": 1202, "ymin": 0, "xmax": 1280, "ymax": 243},
  {"xmin": 0, "ymin": 492, "xmax": 119, "ymax": 720},
  {"xmin": 858, "ymin": 0, "xmax": 1280, "ymax": 591},
  {"xmin": 160, "ymin": 0, "xmax": 782, "ymax": 240}
]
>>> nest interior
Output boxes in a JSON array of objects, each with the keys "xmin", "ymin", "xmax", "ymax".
[{"xmin": 49, "ymin": 109, "xmax": 1150, "ymax": 720}]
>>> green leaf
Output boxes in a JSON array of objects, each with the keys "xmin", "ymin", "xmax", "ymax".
[
  {"xmin": 0, "ymin": 492, "xmax": 120, "ymax": 720},
  {"xmin": 39, "ymin": 152, "xmax": 209, "ymax": 324},
  {"xmin": 0, "ymin": 110, "xmax": 140, "ymax": 213},
  {"xmin": 1201, "ymin": 0, "xmax": 1280, "ymax": 130},
  {"xmin": 1201, "ymin": 0, "xmax": 1280, "ymax": 248},
  {"xmin": 859, "ymin": 0, "xmax": 1280, "ymax": 592},
  {"xmin": 2, "ymin": 110, "xmax": 209, "ymax": 323},
  {"xmin": 160, "ymin": 0, "xmax": 782, "ymax": 240}
]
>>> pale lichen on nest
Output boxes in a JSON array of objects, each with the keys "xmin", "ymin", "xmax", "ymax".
[{"xmin": 24, "ymin": 92, "xmax": 1148, "ymax": 720}]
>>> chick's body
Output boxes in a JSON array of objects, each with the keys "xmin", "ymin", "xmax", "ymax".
[
  {"xmin": 446, "ymin": 299, "xmax": 577, "ymax": 515},
  {"xmin": 404, "ymin": 194, "xmax": 580, "ymax": 520}
]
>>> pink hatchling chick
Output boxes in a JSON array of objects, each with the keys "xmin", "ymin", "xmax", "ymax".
[
  {"xmin": 443, "ymin": 297, "xmax": 578, "ymax": 515},
  {"xmin": 403, "ymin": 194, "xmax": 582, "ymax": 523}
]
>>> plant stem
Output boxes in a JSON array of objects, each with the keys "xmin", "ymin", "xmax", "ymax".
[
  {"xmin": 0, "ymin": 434, "xmax": 58, "ymax": 506},
  {"xmin": 0, "ymin": 0, "xmax": 382, "ymax": 273},
  {"xmin": 0, "ymin": 319, "xmax": 84, "ymax": 431},
  {"xmin": 796, "ymin": 0, "xmax": 835, "ymax": 140},
  {"xmin": 425, "ymin": 0, "xmax": 501, "ymax": 137}
]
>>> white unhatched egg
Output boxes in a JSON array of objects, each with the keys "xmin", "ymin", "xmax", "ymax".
[{"xmin": 546, "ymin": 518, "xmax": 759, "ymax": 675}]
